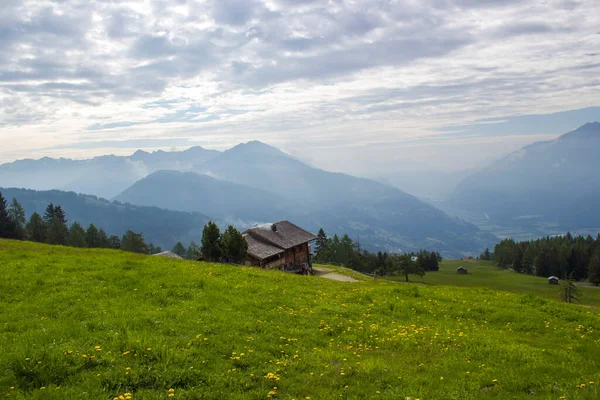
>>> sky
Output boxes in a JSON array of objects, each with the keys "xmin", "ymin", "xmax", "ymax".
[{"xmin": 1, "ymin": 0, "xmax": 599, "ymax": 174}]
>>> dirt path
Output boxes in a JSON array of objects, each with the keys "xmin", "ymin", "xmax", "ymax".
[{"xmin": 313, "ymin": 266, "xmax": 358, "ymax": 282}]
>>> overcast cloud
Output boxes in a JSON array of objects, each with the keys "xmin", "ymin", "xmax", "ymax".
[{"xmin": 0, "ymin": 0, "xmax": 599, "ymax": 173}]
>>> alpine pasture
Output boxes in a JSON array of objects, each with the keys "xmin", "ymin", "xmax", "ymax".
[{"xmin": 1, "ymin": 240, "xmax": 599, "ymax": 399}]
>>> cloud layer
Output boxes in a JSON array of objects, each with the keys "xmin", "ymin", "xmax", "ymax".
[{"xmin": 0, "ymin": 0, "xmax": 599, "ymax": 172}]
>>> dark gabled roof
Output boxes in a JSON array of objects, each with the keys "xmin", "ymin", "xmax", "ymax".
[
  {"xmin": 243, "ymin": 221, "xmax": 317, "ymax": 261},
  {"xmin": 243, "ymin": 233, "xmax": 284, "ymax": 260},
  {"xmin": 245, "ymin": 221, "xmax": 317, "ymax": 250}
]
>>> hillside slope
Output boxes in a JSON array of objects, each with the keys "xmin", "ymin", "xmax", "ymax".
[
  {"xmin": 1, "ymin": 241, "xmax": 599, "ymax": 399},
  {"xmin": 114, "ymin": 170, "xmax": 298, "ymax": 223},
  {"xmin": 1, "ymin": 188, "xmax": 210, "ymax": 249},
  {"xmin": 446, "ymin": 122, "xmax": 600, "ymax": 233}
]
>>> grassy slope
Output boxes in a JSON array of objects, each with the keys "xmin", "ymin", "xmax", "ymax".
[
  {"xmin": 0, "ymin": 241, "xmax": 599, "ymax": 400},
  {"xmin": 385, "ymin": 259, "xmax": 600, "ymax": 308}
]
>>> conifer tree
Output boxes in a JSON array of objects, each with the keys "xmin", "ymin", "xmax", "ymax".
[
  {"xmin": 85, "ymin": 224, "xmax": 100, "ymax": 248},
  {"xmin": 68, "ymin": 222, "xmax": 88, "ymax": 248},
  {"xmin": 98, "ymin": 228, "xmax": 110, "ymax": 248},
  {"xmin": 53, "ymin": 205, "xmax": 67, "ymax": 225},
  {"xmin": 43, "ymin": 203, "xmax": 55, "ymax": 225},
  {"xmin": 0, "ymin": 191, "xmax": 17, "ymax": 239},
  {"xmin": 172, "ymin": 242, "xmax": 186, "ymax": 257},
  {"xmin": 109, "ymin": 235, "xmax": 121, "ymax": 250},
  {"xmin": 121, "ymin": 230, "xmax": 148, "ymax": 254},
  {"xmin": 201, "ymin": 221, "xmax": 222, "ymax": 262},
  {"xmin": 7, "ymin": 198, "xmax": 26, "ymax": 239},
  {"xmin": 220, "ymin": 225, "xmax": 248, "ymax": 264},
  {"xmin": 588, "ymin": 250, "xmax": 600, "ymax": 286},
  {"xmin": 47, "ymin": 216, "xmax": 68, "ymax": 245},
  {"xmin": 26, "ymin": 212, "xmax": 47, "ymax": 243},
  {"xmin": 561, "ymin": 272, "xmax": 581, "ymax": 304},
  {"xmin": 315, "ymin": 228, "xmax": 328, "ymax": 258}
]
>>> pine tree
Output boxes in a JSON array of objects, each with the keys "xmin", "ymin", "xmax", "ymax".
[
  {"xmin": 68, "ymin": 222, "xmax": 88, "ymax": 248},
  {"xmin": 85, "ymin": 224, "xmax": 100, "ymax": 248},
  {"xmin": 7, "ymin": 198, "xmax": 26, "ymax": 239},
  {"xmin": 121, "ymin": 230, "xmax": 148, "ymax": 254},
  {"xmin": 201, "ymin": 221, "xmax": 222, "ymax": 262},
  {"xmin": 43, "ymin": 203, "xmax": 55, "ymax": 225},
  {"xmin": 561, "ymin": 272, "xmax": 581, "ymax": 304},
  {"xmin": 315, "ymin": 228, "xmax": 328, "ymax": 258},
  {"xmin": 220, "ymin": 225, "xmax": 248, "ymax": 264},
  {"xmin": 98, "ymin": 228, "xmax": 110, "ymax": 248},
  {"xmin": 26, "ymin": 212, "xmax": 47, "ymax": 243},
  {"xmin": 47, "ymin": 216, "xmax": 68, "ymax": 245},
  {"xmin": 53, "ymin": 205, "xmax": 67, "ymax": 225},
  {"xmin": 0, "ymin": 191, "xmax": 17, "ymax": 239},
  {"xmin": 109, "ymin": 235, "xmax": 121, "ymax": 250},
  {"xmin": 588, "ymin": 250, "xmax": 600, "ymax": 286},
  {"xmin": 172, "ymin": 242, "xmax": 186, "ymax": 257}
]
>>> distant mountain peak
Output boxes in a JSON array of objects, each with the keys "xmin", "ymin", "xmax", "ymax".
[
  {"xmin": 227, "ymin": 140, "xmax": 289, "ymax": 157},
  {"xmin": 560, "ymin": 121, "xmax": 600, "ymax": 140}
]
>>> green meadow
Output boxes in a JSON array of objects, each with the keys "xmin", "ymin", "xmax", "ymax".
[
  {"xmin": 1, "ymin": 240, "xmax": 600, "ymax": 399},
  {"xmin": 385, "ymin": 259, "xmax": 600, "ymax": 308}
]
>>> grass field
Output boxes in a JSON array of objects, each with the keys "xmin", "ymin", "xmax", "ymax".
[
  {"xmin": 385, "ymin": 259, "xmax": 600, "ymax": 308},
  {"xmin": 1, "ymin": 240, "xmax": 600, "ymax": 399}
]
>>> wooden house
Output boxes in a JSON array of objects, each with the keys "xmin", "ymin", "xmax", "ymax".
[
  {"xmin": 243, "ymin": 221, "xmax": 317, "ymax": 273},
  {"xmin": 548, "ymin": 276, "xmax": 559, "ymax": 285},
  {"xmin": 457, "ymin": 266, "xmax": 467, "ymax": 274}
]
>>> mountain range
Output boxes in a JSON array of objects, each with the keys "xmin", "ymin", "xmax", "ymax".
[
  {"xmin": 445, "ymin": 122, "xmax": 600, "ymax": 238},
  {"xmin": 0, "ymin": 141, "xmax": 496, "ymax": 257}
]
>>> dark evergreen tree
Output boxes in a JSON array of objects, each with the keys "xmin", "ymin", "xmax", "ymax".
[
  {"xmin": 7, "ymin": 198, "xmax": 26, "ymax": 239},
  {"xmin": 109, "ymin": 235, "xmax": 121, "ymax": 250},
  {"xmin": 85, "ymin": 224, "xmax": 100, "ymax": 248},
  {"xmin": 43, "ymin": 203, "xmax": 55, "ymax": 224},
  {"xmin": 68, "ymin": 222, "xmax": 88, "ymax": 248},
  {"xmin": 561, "ymin": 272, "xmax": 581, "ymax": 304},
  {"xmin": 46, "ymin": 216, "xmax": 68, "ymax": 245},
  {"xmin": 121, "ymin": 230, "xmax": 148, "ymax": 254},
  {"xmin": 315, "ymin": 228, "xmax": 328, "ymax": 258},
  {"xmin": 220, "ymin": 225, "xmax": 248, "ymax": 264},
  {"xmin": 0, "ymin": 191, "xmax": 17, "ymax": 239},
  {"xmin": 53, "ymin": 205, "xmax": 67, "ymax": 225},
  {"xmin": 588, "ymin": 250, "xmax": 600, "ymax": 286},
  {"xmin": 172, "ymin": 242, "xmax": 186, "ymax": 257},
  {"xmin": 201, "ymin": 221, "xmax": 222, "ymax": 262},
  {"xmin": 26, "ymin": 212, "xmax": 47, "ymax": 243},
  {"xmin": 98, "ymin": 228, "xmax": 110, "ymax": 248}
]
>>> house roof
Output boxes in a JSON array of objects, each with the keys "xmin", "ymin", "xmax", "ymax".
[
  {"xmin": 457, "ymin": 266, "xmax": 467, "ymax": 270},
  {"xmin": 243, "ymin": 233, "xmax": 285, "ymax": 260},
  {"xmin": 243, "ymin": 221, "xmax": 317, "ymax": 261},
  {"xmin": 548, "ymin": 276, "xmax": 559, "ymax": 280},
  {"xmin": 153, "ymin": 251, "xmax": 183, "ymax": 259}
]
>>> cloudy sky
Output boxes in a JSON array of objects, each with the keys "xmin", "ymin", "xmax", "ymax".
[{"xmin": 1, "ymin": 0, "xmax": 599, "ymax": 174}]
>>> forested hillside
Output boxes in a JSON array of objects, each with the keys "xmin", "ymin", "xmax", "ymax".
[{"xmin": 0, "ymin": 188, "xmax": 210, "ymax": 249}]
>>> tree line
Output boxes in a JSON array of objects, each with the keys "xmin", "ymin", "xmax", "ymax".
[
  {"xmin": 313, "ymin": 228, "xmax": 441, "ymax": 281},
  {"xmin": 0, "ymin": 191, "xmax": 159, "ymax": 254},
  {"xmin": 491, "ymin": 233, "xmax": 600, "ymax": 285}
]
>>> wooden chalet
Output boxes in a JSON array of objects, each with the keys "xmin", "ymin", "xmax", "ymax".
[{"xmin": 243, "ymin": 221, "xmax": 317, "ymax": 273}]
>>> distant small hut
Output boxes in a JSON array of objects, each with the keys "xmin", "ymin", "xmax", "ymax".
[
  {"xmin": 548, "ymin": 276, "xmax": 559, "ymax": 285},
  {"xmin": 457, "ymin": 266, "xmax": 468, "ymax": 274},
  {"xmin": 153, "ymin": 251, "xmax": 183, "ymax": 260}
]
